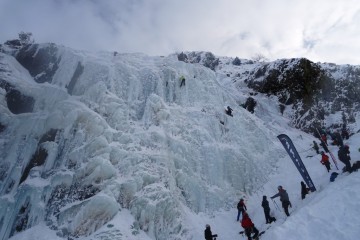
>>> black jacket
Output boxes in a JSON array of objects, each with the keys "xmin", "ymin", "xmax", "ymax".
[
  {"xmin": 338, "ymin": 146, "xmax": 350, "ymax": 163},
  {"xmin": 301, "ymin": 182, "xmax": 308, "ymax": 198},
  {"xmin": 204, "ymin": 227, "xmax": 213, "ymax": 240},
  {"xmin": 261, "ymin": 196, "xmax": 270, "ymax": 211},
  {"xmin": 237, "ymin": 200, "xmax": 247, "ymax": 211}
]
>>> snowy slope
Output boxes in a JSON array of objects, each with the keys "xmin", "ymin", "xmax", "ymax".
[{"xmin": 0, "ymin": 44, "xmax": 360, "ymax": 240}]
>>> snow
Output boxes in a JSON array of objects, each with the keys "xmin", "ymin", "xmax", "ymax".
[{"xmin": 0, "ymin": 46, "xmax": 360, "ymax": 240}]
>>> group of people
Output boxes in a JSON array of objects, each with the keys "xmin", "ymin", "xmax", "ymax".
[
  {"xmin": 313, "ymin": 127, "xmax": 354, "ymax": 174},
  {"xmin": 235, "ymin": 198, "xmax": 260, "ymax": 240},
  {"xmin": 204, "ymin": 126, "xmax": 355, "ymax": 240},
  {"xmin": 234, "ymin": 187, "xmax": 287, "ymax": 240},
  {"xmin": 205, "ymin": 184, "xmax": 298, "ymax": 240},
  {"xmin": 237, "ymin": 186, "xmax": 288, "ymax": 240}
]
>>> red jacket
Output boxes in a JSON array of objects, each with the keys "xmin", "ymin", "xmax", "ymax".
[
  {"xmin": 241, "ymin": 214, "xmax": 254, "ymax": 228},
  {"xmin": 321, "ymin": 154, "xmax": 329, "ymax": 164}
]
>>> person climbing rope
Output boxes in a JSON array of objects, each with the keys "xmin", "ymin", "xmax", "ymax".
[
  {"xmin": 179, "ymin": 75, "xmax": 186, "ymax": 87},
  {"xmin": 225, "ymin": 106, "xmax": 233, "ymax": 117}
]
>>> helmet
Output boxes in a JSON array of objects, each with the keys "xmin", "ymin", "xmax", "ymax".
[
  {"xmin": 278, "ymin": 185, "xmax": 282, "ymax": 190},
  {"xmin": 321, "ymin": 151, "xmax": 324, "ymax": 154},
  {"xmin": 345, "ymin": 145, "xmax": 349, "ymax": 149},
  {"xmin": 205, "ymin": 224, "xmax": 210, "ymax": 228}
]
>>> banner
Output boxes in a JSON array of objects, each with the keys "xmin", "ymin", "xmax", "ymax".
[{"xmin": 277, "ymin": 134, "xmax": 316, "ymax": 192}]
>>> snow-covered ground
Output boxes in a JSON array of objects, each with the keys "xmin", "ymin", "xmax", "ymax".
[{"xmin": 1, "ymin": 46, "xmax": 359, "ymax": 240}]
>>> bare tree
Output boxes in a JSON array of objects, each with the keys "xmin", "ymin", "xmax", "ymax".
[
  {"xmin": 18, "ymin": 31, "xmax": 34, "ymax": 45},
  {"xmin": 251, "ymin": 53, "xmax": 269, "ymax": 62}
]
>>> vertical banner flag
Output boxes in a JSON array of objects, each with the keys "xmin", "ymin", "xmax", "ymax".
[{"xmin": 277, "ymin": 134, "xmax": 316, "ymax": 192}]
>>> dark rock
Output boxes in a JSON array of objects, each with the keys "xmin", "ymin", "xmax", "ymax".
[
  {"xmin": 202, "ymin": 52, "xmax": 219, "ymax": 71},
  {"xmin": 0, "ymin": 79, "xmax": 12, "ymax": 92},
  {"xmin": 66, "ymin": 62, "xmax": 84, "ymax": 95},
  {"xmin": 15, "ymin": 43, "xmax": 60, "ymax": 83},
  {"xmin": 19, "ymin": 147, "xmax": 48, "ymax": 185},
  {"xmin": 232, "ymin": 57, "xmax": 241, "ymax": 66},
  {"xmin": 4, "ymin": 39, "xmax": 22, "ymax": 49},
  {"xmin": 0, "ymin": 122, "xmax": 5, "ymax": 133},
  {"xmin": 10, "ymin": 198, "xmax": 31, "ymax": 237},
  {"xmin": 241, "ymin": 97, "xmax": 257, "ymax": 113},
  {"xmin": 39, "ymin": 129, "xmax": 58, "ymax": 144},
  {"xmin": 177, "ymin": 52, "xmax": 188, "ymax": 62},
  {"xmin": 6, "ymin": 88, "xmax": 34, "ymax": 114}
]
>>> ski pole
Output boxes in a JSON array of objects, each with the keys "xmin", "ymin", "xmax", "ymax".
[{"xmin": 272, "ymin": 199, "xmax": 280, "ymax": 211}]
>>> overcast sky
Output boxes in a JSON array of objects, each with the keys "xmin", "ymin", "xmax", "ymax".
[{"xmin": 1, "ymin": 0, "xmax": 360, "ymax": 65}]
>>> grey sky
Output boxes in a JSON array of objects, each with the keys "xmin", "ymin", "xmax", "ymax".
[{"xmin": 1, "ymin": 0, "xmax": 360, "ymax": 64}]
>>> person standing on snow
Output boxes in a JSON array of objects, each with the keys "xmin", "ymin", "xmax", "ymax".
[
  {"xmin": 261, "ymin": 195, "xmax": 276, "ymax": 224},
  {"xmin": 237, "ymin": 198, "xmax": 247, "ymax": 222},
  {"xmin": 341, "ymin": 127, "xmax": 349, "ymax": 140},
  {"xmin": 313, "ymin": 141, "xmax": 320, "ymax": 154},
  {"xmin": 241, "ymin": 212, "xmax": 259, "ymax": 240},
  {"xmin": 338, "ymin": 145, "xmax": 352, "ymax": 173},
  {"xmin": 204, "ymin": 224, "xmax": 217, "ymax": 240},
  {"xmin": 320, "ymin": 141, "xmax": 329, "ymax": 153},
  {"xmin": 321, "ymin": 134, "xmax": 327, "ymax": 145},
  {"xmin": 320, "ymin": 151, "xmax": 331, "ymax": 172},
  {"xmin": 301, "ymin": 181, "xmax": 309, "ymax": 199},
  {"xmin": 334, "ymin": 130, "xmax": 344, "ymax": 147},
  {"xmin": 271, "ymin": 186, "xmax": 292, "ymax": 216}
]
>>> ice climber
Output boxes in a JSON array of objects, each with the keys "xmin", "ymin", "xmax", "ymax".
[
  {"xmin": 179, "ymin": 75, "xmax": 186, "ymax": 87},
  {"xmin": 261, "ymin": 195, "xmax": 276, "ymax": 224},
  {"xmin": 271, "ymin": 185, "xmax": 292, "ymax": 216},
  {"xmin": 225, "ymin": 106, "xmax": 233, "ymax": 117}
]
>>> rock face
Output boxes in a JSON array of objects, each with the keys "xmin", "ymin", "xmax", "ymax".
[
  {"xmin": 15, "ymin": 43, "xmax": 61, "ymax": 83},
  {"xmin": 207, "ymin": 56, "xmax": 360, "ymax": 134},
  {"xmin": 245, "ymin": 58, "xmax": 360, "ymax": 133},
  {"xmin": 177, "ymin": 51, "xmax": 219, "ymax": 70},
  {"xmin": 0, "ymin": 73, "xmax": 35, "ymax": 114}
]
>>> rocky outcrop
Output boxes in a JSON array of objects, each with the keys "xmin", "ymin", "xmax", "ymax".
[
  {"xmin": 15, "ymin": 43, "xmax": 60, "ymax": 83},
  {"xmin": 245, "ymin": 58, "xmax": 360, "ymax": 133},
  {"xmin": 177, "ymin": 51, "xmax": 219, "ymax": 71},
  {"xmin": 0, "ymin": 80, "xmax": 35, "ymax": 114}
]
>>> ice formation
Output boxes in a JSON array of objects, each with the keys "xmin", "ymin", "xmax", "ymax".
[{"xmin": 0, "ymin": 45, "xmax": 283, "ymax": 240}]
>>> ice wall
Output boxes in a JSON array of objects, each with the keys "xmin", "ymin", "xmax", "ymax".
[{"xmin": 0, "ymin": 46, "xmax": 282, "ymax": 240}]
